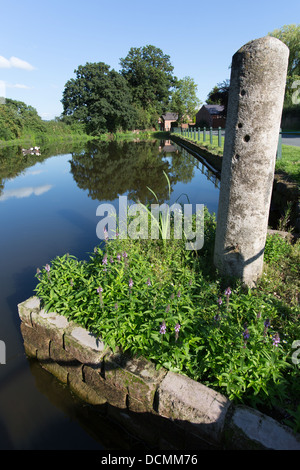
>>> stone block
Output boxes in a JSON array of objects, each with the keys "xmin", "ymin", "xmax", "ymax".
[
  {"xmin": 18, "ymin": 296, "xmax": 41, "ymax": 326},
  {"xmin": 64, "ymin": 325, "xmax": 109, "ymax": 366},
  {"xmin": 103, "ymin": 352, "xmax": 166, "ymax": 412},
  {"xmin": 225, "ymin": 405, "xmax": 300, "ymax": 450},
  {"xmin": 157, "ymin": 371, "xmax": 231, "ymax": 445},
  {"xmin": 41, "ymin": 358, "xmax": 69, "ymax": 384},
  {"xmin": 83, "ymin": 365, "xmax": 127, "ymax": 409},
  {"xmin": 49, "ymin": 340, "xmax": 82, "ymax": 375},
  {"xmin": 31, "ymin": 308, "xmax": 69, "ymax": 348},
  {"xmin": 67, "ymin": 366, "xmax": 107, "ymax": 406},
  {"xmin": 20, "ymin": 322, "xmax": 50, "ymax": 355}
]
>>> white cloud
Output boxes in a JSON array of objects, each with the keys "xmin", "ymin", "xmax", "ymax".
[
  {"xmin": 6, "ymin": 82, "xmax": 33, "ymax": 89},
  {"xmin": 0, "ymin": 185, "xmax": 52, "ymax": 202},
  {"xmin": 0, "ymin": 56, "xmax": 11, "ymax": 68},
  {"xmin": 0, "ymin": 55, "xmax": 35, "ymax": 70}
]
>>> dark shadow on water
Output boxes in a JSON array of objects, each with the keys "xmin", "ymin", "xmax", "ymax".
[{"xmin": 13, "ymin": 352, "xmax": 223, "ymax": 451}]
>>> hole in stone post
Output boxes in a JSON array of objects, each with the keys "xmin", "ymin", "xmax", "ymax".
[
  {"xmin": 238, "ymin": 123, "xmax": 243, "ymax": 128},
  {"xmin": 244, "ymin": 135, "xmax": 250, "ymax": 142},
  {"xmin": 234, "ymin": 154, "xmax": 241, "ymax": 162},
  {"xmin": 241, "ymin": 89, "xmax": 246, "ymax": 96}
]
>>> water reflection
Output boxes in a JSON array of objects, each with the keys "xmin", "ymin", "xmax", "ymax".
[
  {"xmin": 69, "ymin": 139, "xmax": 196, "ymax": 204},
  {"xmin": 0, "ymin": 137, "xmax": 221, "ymax": 449}
]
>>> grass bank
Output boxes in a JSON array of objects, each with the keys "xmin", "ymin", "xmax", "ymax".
[
  {"xmin": 0, "ymin": 128, "xmax": 168, "ymax": 149},
  {"xmin": 172, "ymin": 131, "xmax": 300, "ymax": 185}
]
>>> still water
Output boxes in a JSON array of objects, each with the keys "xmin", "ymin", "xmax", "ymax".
[{"xmin": 0, "ymin": 138, "xmax": 220, "ymax": 449}]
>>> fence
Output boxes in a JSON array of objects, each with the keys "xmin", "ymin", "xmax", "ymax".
[{"xmin": 171, "ymin": 126, "xmax": 284, "ymax": 160}]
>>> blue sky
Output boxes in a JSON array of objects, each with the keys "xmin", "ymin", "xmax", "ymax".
[{"xmin": 0, "ymin": 0, "xmax": 298, "ymax": 120}]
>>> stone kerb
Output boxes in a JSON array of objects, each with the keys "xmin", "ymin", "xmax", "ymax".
[{"xmin": 17, "ymin": 296, "xmax": 300, "ymax": 450}]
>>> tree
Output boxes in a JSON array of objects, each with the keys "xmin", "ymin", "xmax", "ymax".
[
  {"xmin": 61, "ymin": 62, "xmax": 137, "ymax": 134},
  {"xmin": 269, "ymin": 24, "xmax": 300, "ymax": 77},
  {"xmin": 0, "ymin": 98, "xmax": 46, "ymax": 140},
  {"xmin": 120, "ymin": 45, "xmax": 175, "ymax": 121},
  {"xmin": 206, "ymin": 80, "xmax": 230, "ymax": 116},
  {"xmin": 169, "ymin": 76, "xmax": 201, "ymax": 123},
  {"xmin": 269, "ymin": 24, "xmax": 300, "ymax": 106}
]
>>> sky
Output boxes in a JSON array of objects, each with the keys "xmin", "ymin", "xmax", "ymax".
[{"xmin": 0, "ymin": 0, "xmax": 299, "ymax": 120}]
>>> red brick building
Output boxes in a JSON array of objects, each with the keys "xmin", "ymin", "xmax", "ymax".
[
  {"xmin": 195, "ymin": 105, "xmax": 226, "ymax": 128},
  {"xmin": 159, "ymin": 112, "xmax": 178, "ymax": 131}
]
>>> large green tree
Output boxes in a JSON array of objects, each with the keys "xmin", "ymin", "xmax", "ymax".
[
  {"xmin": 169, "ymin": 76, "xmax": 201, "ymax": 123},
  {"xmin": 269, "ymin": 24, "xmax": 300, "ymax": 106},
  {"xmin": 61, "ymin": 62, "xmax": 137, "ymax": 134},
  {"xmin": 119, "ymin": 45, "xmax": 175, "ymax": 122}
]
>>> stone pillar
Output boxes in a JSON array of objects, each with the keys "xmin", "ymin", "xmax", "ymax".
[{"xmin": 214, "ymin": 36, "xmax": 289, "ymax": 286}]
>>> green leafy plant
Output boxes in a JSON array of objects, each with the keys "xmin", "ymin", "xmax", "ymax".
[{"xmin": 34, "ymin": 211, "xmax": 300, "ymax": 432}]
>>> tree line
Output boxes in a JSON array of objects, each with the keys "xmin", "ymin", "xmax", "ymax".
[{"xmin": 61, "ymin": 45, "xmax": 200, "ymax": 135}]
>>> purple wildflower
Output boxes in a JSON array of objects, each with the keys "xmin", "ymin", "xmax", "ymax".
[
  {"xmin": 103, "ymin": 227, "xmax": 109, "ymax": 241},
  {"xmin": 264, "ymin": 318, "xmax": 271, "ymax": 328},
  {"xmin": 243, "ymin": 327, "xmax": 250, "ymax": 348},
  {"xmin": 273, "ymin": 333, "xmax": 280, "ymax": 347},
  {"xmin": 177, "ymin": 290, "xmax": 181, "ymax": 298},
  {"xmin": 117, "ymin": 253, "xmax": 121, "ymax": 261},
  {"xmin": 45, "ymin": 264, "xmax": 50, "ymax": 272},
  {"xmin": 147, "ymin": 278, "xmax": 151, "ymax": 286},
  {"xmin": 122, "ymin": 252, "xmax": 128, "ymax": 258},
  {"xmin": 102, "ymin": 255, "xmax": 107, "ymax": 265},
  {"xmin": 129, "ymin": 278, "xmax": 133, "ymax": 288},
  {"xmin": 217, "ymin": 297, "xmax": 222, "ymax": 306},
  {"xmin": 174, "ymin": 323, "xmax": 181, "ymax": 341},
  {"xmin": 225, "ymin": 287, "xmax": 231, "ymax": 309},
  {"xmin": 110, "ymin": 257, "xmax": 114, "ymax": 264},
  {"xmin": 165, "ymin": 304, "xmax": 170, "ymax": 313},
  {"xmin": 225, "ymin": 287, "xmax": 231, "ymax": 296},
  {"xmin": 214, "ymin": 313, "xmax": 220, "ymax": 322},
  {"xmin": 97, "ymin": 286, "xmax": 104, "ymax": 306},
  {"xmin": 243, "ymin": 328, "xmax": 250, "ymax": 340},
  {"xmin": 160, "ymin": 321, "xmax": 166, "ymax": 335}
]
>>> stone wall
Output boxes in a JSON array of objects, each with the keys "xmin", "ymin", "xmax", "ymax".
[{"xmin": 18, "ymin": 296, "xmax": 300, "ymax": 450}]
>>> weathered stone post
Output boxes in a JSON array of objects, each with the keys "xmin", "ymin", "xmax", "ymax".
[{"xmin": 214, "ymin": 36, "xmax": 289, "ymax": 286}]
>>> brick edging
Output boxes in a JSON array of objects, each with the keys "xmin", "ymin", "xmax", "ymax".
[{"xmin": 18, "ymin": 296, "xmax": 300, "ymax": 450}]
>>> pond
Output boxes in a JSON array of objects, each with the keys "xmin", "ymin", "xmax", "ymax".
[{"xmin": 0, "ymin": 137, "xmax": 220, "ymax": 450}]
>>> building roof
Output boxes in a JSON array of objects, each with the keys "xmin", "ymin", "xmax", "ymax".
[
  {"xmin": 161, "ymin": 112, "xmax": 178, "ymax": 121},
  {"xmin": 203, "ymin": 104, "xmax": 224, "ymax": 115}
]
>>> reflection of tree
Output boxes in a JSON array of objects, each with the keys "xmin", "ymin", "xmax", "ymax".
[
  {"xmin": 0, "ymin": 141, "xmax": 88, "ymax": 196},
  {"xmin": 70, "ymin": 140, "xmax": 195, "ymax": 204}
]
